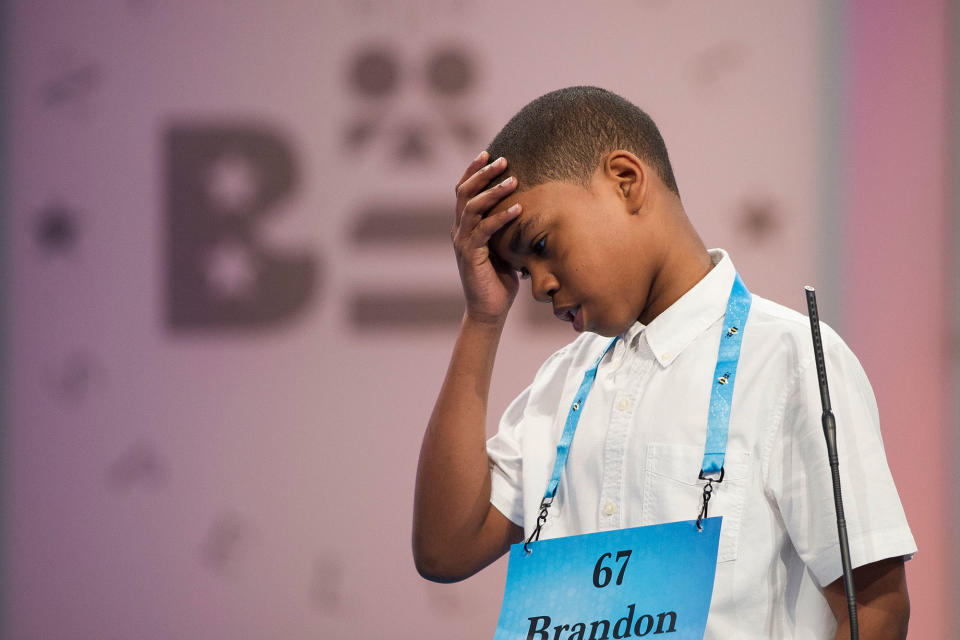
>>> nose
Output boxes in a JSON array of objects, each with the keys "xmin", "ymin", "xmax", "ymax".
[{"xmin": 529, "ymin": 265, "xmax": 559, "ymax": 303}]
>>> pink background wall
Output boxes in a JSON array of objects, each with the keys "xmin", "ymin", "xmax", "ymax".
[
  {"xmin": 845, "ymin": 1, "xmax": 952, "ymax": 638},
  {"xmin": 2, "ymin": 1, "xmax": 953, "ymax": 638}
]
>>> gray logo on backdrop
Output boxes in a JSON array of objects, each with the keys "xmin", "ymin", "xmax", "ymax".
[{"xmin": 166, "ymin": 125, "xmax": 316, "ymax": 330}]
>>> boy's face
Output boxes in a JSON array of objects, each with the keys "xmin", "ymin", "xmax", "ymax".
[{"xmin": 489, "ymin": 173, "xmax": 661, "ymax": 337}]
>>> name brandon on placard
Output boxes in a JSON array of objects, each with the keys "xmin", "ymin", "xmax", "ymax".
[{"xmin": 525, "ymin": 604, "xmax": 678, "ymax": 639}]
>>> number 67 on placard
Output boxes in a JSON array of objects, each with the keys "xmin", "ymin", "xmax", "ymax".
[{"xmin": 592, "ymin": 550, "xmax": 632, "ymax": 588}]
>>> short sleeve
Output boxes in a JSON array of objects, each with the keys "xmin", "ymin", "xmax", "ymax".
[
  {"xmin": 486, "ymin": 385, "xmax": 531, "ymax": 526},
  {"xmin": 767, "ymin": 332, "xmax": 917, "ymax": 587},
  {"xmin": 486, "ymin": 342, "xmax": 583, "ymax": 528}
]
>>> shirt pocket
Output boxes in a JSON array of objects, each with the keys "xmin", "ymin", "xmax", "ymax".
[{"xmin": 642, "ymin": 443, "xmax": 751, "ymax": 563}]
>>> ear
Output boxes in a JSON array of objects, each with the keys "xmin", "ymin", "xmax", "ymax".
[{"xmin": 601, "ymin": 151, "xmax": 647, "ymax": 213}]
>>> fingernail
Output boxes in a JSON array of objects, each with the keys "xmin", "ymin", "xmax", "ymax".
[
  {"xmin": 499, "ymin": 176, "xmax": 514, "ymax": 187},
  {"xmin": 475, "ymin": 150, "xmax": 487, "ymax": 162},
  {"xmin": 507, "ymin": 204, "xmax": 521, "ymax": 214}
]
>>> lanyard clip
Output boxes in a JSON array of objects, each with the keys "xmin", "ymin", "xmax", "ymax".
[
  {"xmin": 696, "ymin": 467, "xmax": 724, "ymax": 531},
  {"xmin": 524, "ymin": 496, "xmax": 553, "ymax": 554},
  {"xmin": 698, "ymin": 467, "xmax": 725, "ymax": 483}
]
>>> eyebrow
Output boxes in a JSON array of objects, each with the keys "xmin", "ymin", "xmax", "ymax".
[{"xmin": 507, "ymin": 213, "xmax": 543, "ymax": 256}]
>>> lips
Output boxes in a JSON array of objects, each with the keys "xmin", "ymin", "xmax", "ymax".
[{"xmin": 553, "ymin": 304, "xmax": 581, "ymax": 329}]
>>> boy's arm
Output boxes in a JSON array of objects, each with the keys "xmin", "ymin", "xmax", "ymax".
[
  {"xmin": 413, "ymin": 315, "xmax": 523, "ymax": 581},
  {"xmin": 824, "ymin": 556, "xmax": 909, "ymax": 639},
  {"xmin": 412, "ymin": 152, "xmax": 524, "ymax": 582}
]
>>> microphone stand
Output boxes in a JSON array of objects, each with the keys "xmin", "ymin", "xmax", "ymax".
[{"xmin": 804, "ymin": 286, "xmax": 858, "ymax": 639}]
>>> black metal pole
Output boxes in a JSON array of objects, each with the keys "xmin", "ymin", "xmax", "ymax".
[{"xmin": 804, "ymin": 286, "xmax": 858, "ymax": 639}]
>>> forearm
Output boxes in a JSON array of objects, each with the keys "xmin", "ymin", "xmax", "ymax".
[{"xmin": 413, "ymin": 313, "xmax": 505, "ymax": 573}]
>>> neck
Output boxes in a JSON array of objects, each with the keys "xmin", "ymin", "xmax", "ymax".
[{"xmin": 638, "ymin": 209, "xmax": 713, "ymax": 325}]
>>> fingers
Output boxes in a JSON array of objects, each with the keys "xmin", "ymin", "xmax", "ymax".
[
  {"xmin": 469, "ymin": 203, "xmax": 522, "ymax": 248},
  {"xmin": 455, "ymin": 156, "xmax": 511, "ymax": 224},
  {"xmin": 455, "ymin": 150, "xmax": 488, "ymax": 187},
  {"xmin": 456, "ymin": 152, "xmax": 504, "ymax": 202},
  {"xmin": 459, "ymin": 174, "xmax": 517, "ymax": 235},
  {"xmin": 452, "ymin": 197, "xmax": 520, "ymax": 253}
]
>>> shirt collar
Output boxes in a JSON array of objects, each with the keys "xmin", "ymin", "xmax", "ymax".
[{"xmin": 622, "ymin": 248, "xmax": 736, "ymax": 367}]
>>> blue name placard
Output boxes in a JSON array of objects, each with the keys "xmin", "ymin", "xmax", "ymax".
[{"xmin": 494, "ymin": 518, "xmax": 721, "ymax": 640}]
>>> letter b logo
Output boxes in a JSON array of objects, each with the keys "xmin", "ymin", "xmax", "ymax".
[{"xmin": 165, "ymin": 125, "xmax": 316, "ymax": 330}]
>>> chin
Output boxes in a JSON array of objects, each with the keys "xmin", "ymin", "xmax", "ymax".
[
  {"xmin": 586, "ymin": 322, "xmax": 627, "ymax": 338},
  {"xmin": 586, "ymin": 312, "xmax": 636, "ymax": 338},
  {"xmin": 594, "ymin": 330, "xmax": 624, "ymax": 338}
]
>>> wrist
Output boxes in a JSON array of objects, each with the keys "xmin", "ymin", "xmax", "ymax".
[{"xmin": 462, "ymin": 309, "xmax": 509, "ymax": 333}]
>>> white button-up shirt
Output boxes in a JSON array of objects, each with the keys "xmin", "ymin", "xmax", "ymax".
[{"xmin": 487, "ymin": 249, "xmax": 916, "ymax": 639}]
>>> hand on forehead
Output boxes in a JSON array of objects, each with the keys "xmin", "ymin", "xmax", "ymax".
[{"xmin": 486, "ymin": 186, "xmax": 531, "ymax": 263}]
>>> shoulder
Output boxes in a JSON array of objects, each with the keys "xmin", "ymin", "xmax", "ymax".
[
  {"xmin": 744, "ymin": 293, "xmax": 879, "ymax": 443},
  {"xmin": 746, "ymin": 293, "xmax": 857, "ymax": 373}
]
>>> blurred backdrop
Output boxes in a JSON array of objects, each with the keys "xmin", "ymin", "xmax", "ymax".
[{"xmin": 1, "ymin": 1, "xmax": 956, "ymax": 638}]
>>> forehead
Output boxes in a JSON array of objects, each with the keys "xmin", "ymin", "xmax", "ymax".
[{"xmin": 488, "ymin": 180, "xmax": 589, "ymax": 259}]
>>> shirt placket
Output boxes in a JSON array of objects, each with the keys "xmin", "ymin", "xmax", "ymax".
[{"xmin": 597, "ymin": 338, "xmax": 654, "ymax": 530}]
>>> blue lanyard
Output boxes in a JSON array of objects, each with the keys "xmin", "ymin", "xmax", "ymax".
[
  {"xmin": 700, "ymin": 274, "xmax": 751, "ymax": 475},
  {"xmin": 526, "ymin": 273, "xmax": 751, "ymax": 549},
  {"xmin": 542, "ymin": 336, "xmax": 619, "ymax": 501}
]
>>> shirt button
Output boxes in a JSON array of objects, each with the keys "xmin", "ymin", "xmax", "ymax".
[
  {"xmin": 603, "ymin": 501, "xmax": 617, "ymax": 516},
  {"xmin": 617, "ymin": 397, "xmax": 630, "ymax": 412},
  {"xmin": 662, "ymin": 352, "xmax": 672, "ymax": 361}
]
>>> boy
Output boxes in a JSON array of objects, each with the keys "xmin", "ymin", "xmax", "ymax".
[{"xmin": 413, "ymin": 87, "xmax": 915, "ymax": 638}]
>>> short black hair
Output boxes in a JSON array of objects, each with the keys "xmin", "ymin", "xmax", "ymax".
[{"xmin": 486, "ymin": 86, "xmax": 679, "ymax": 196}]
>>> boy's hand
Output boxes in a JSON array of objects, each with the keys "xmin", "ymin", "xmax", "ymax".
[{"xmin": 452, "ymin": 152, "xmax": 523, "ymax": 326}]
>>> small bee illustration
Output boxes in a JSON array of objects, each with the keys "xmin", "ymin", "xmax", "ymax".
[
  {"xmin": 725, "ymin": 326, "xmax": 739, "ymax": 338},
  {"xmin": 717, "ymin": 373, "xmax": 730, "ymax": 385}
]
